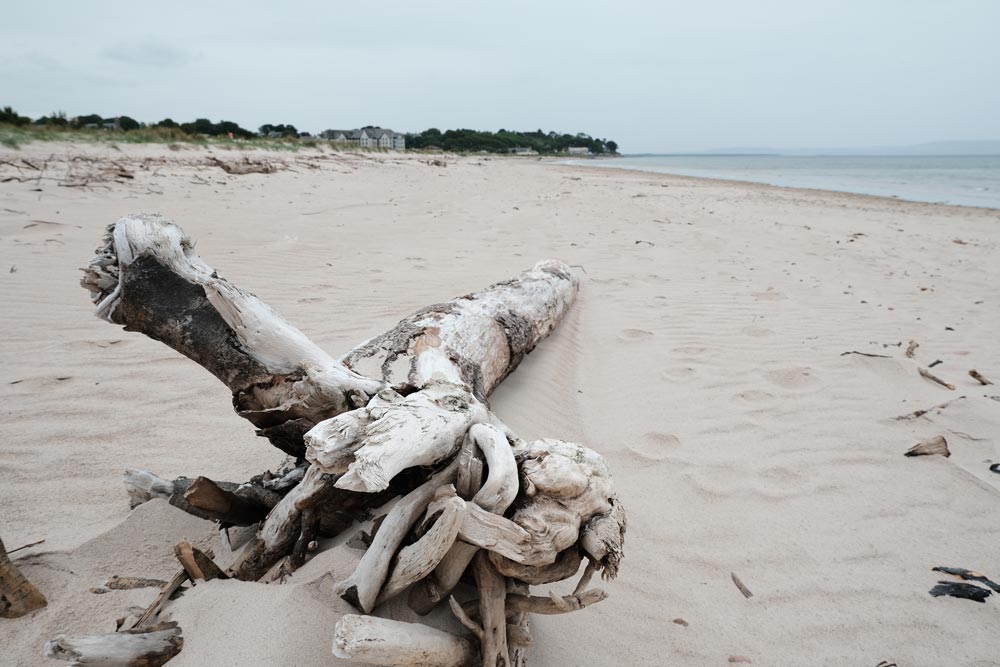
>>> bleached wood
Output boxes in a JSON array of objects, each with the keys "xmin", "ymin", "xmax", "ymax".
[
  {"xmin": 1, "ymin": 536, "xmax": 47, "ymax": 618},
  {"xmin": 489, "ymin": 547, "xmax": 583, "ymax": 585},
  {"xmin": 338, "ymin": 461, "xmax": 459, "ymax": 613},
  {"xmin": 454, "ymin": 439, "xmax": 620, "ymax": 570},
  {"xmin": 376, "ymin": 490, "xmax": 465, "ymax": 605},
  {"xmin": 460, "ymin": 587, "xmax": 608, "ymax": 618},
  {"xmin": 579, "ymin": 498, "xmax": 627, "ymax": 578},
  {"xmin": 340, "ymin": 260, "xmax": 579, "ymax": 399},
  {"xmin": 506, "ymin": 588, "xmax": 608, "ymax": 615},
  {"xmin": 84, "ymin": 215, "xmax": 578, "ymax": 460},
  {"xmin": 506, "ymin": 581, "xmax": 531, "ymax": 667},
  {"xmin": 333, "ymin": 615, "xmax": 475, "ymax": 667},
  {"xmin": 411, "ymin": 424, "xmax": 519, "ymax": 613},
  {"xmin": 449, "ymin": 596, "xmax": 484, "ymax": 641},
  {"xmin": 306, "ymin": 383, "xmax": 488, "ymax": 493},
  {"xmin": 123, "ymin": 469, "xmax": 173, "ymax": 508},
  {"xmin": 473, "ymin": 551, "xmax": 510, "ymax": 667},
  {"xmin": 82, "ymin": 214, "xmax": 385, "ymax": 456},
  {"xmin": 43, "ymin": 621, "xmax": 183, "ymax": 667}
]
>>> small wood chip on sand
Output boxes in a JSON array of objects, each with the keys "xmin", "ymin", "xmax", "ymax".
[
  {"xmin": 904, "ymin": 435, "xmax": 950, "ymax": 458},
  {"xmin": 894, "ymin": 396, "xmax": 965, "ymax": 421},
  {"xmin": 905, "ymin": 340, "xmax": 919, "ymax": 358},
  {"xmin": 731, "ymin": 572, "xmax": 753, "ymax": 598},
  {"xmin": 969, "ymin": 369, "xmax": 993, "ymax": 386},
  {"xmin": 918, "ymin": 367, "xmax": 955, "ymax": 390},
  {"xmin": 841, "ymin": 351, "xmax": 891, "ymax": 358}
]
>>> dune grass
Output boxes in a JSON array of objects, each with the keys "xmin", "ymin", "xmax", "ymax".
[{"xmin": 0, "ymin": 124, "xmax": 368, "ymax": 153}]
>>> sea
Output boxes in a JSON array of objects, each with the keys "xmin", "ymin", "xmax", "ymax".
[{"xmin": 564, "ymin": 154, "xmax": 1000, "ymax": 209}]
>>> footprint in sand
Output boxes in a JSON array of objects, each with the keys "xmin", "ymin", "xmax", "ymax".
[
  {"xmin": 619, "ymin": 328, "xmax": 654, "ymax": 341},
  {"xmin": 628, "ymin": 432, "xmax": 681, "ymax": 461},
  {"xmin": 765, "ymin": 367, "xmax": 818, "ymax": 388},
  {"xmin": 751, "ymin": 287, "xmax": 787, "ymax": 301},
  {"xmin": 734, "ymin": 390, "xmax": 775, "ymax": 402},
  {"xmin": 741, "ymin": 325, "xmax": 774, "ymax": 337},
  {"xmin": 660, "ymin": 366, "xmax": 697, "ymax": 381}
]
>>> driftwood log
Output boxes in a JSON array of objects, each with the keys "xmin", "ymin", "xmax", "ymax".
[
  {"xmin": 44, "ymin": 622, "xmax": 183, "ymax": 667},
  {"xmin": 79, "ymin": 214, "xmax": 626, "ymax": 666},
  {"xmin": 1, "ymin": 536, "xmax": 47, "ymax": 618}
]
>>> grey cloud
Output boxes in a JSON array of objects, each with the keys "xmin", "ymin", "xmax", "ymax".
[{"xmin": 101, "ymin": 41, "xmax": 196, "ymax": 68}]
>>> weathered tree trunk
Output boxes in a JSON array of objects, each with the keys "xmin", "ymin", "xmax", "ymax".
[
  {"xmin": 82, "ymin": 214, "xmax": 577, "ymax": 458},
  {"xmin": 43, "ymin": 621, "xmax": 182, "ymax": 667},
  {"xmin": 81, "ymin": 215, "xmax": 385, "ymax": 457},
  {"xmin": 1, "ymin": 536, "xmax": 47, "ymax": 618},
  {"xmin": 81, "ymin": 214, "xmax": 625, "ymax": 666}
]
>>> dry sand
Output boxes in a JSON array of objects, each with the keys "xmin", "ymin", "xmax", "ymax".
[{"xmin": 1, "ymin": 142, "xmax": 998, "ymax": 666}]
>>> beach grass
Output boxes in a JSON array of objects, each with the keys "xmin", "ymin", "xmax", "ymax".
[{"xmin": 0, "ymin": 124, "xmax": 371, "ymax": 152}]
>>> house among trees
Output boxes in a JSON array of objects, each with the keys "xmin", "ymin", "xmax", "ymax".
[
  {"xmin": 566, "ymin": 146, "xmax": 592, "ymax": 155},
  {"xmin": 321, "ymin": 127, "xmax": 405, "ymax": 150}
]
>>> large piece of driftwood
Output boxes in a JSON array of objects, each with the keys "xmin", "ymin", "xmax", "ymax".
[
  {"xmin": 1, "ymin": 536, "xmax": 47, "ymax": 618},
  {"xmin": 333, "ymin": 615, "xmax": 476, "ymax": 667},
  {"xmin": 44, "ymin": 621, "xmax": 183, "ymax": 667},
  {"xmin": 87, "ymin": 214, "xmax": 580, "ymax": 582},
  {"xmin": 82, "ymin": 215, "xmax": 623, "ymax": 665},
  {"xmin": 84, "ymin": 215, "xmax": 577, "ymax": 458}
]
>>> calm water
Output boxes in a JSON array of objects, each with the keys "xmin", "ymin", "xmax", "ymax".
[{"xmin": 566, "ymin": 155, "xmax": 1000, "ymax": 209}]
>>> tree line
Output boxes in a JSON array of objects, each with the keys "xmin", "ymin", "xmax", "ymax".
[
  {"xmin": 3, "ymin": 106, "xmax": 619, "ymax": 153},
  {"xmin": 405, "ymin": 128, "xmax": 618, "ymax": 154},
  {"xmin": 1, "ymin": 106, "xmax": 300, "ymax": 139}
]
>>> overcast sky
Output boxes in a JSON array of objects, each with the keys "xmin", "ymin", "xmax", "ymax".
[{"xmin": 2, "ymin": 1, "xmax": 998, "ymax": 153}]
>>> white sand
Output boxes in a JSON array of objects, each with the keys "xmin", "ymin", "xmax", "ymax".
[{"xmin": 1, "ymin": 143, "xmax": 998, "ymax": 666}]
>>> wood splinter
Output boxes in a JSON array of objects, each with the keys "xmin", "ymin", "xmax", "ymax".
[
  {"xmin": 731, "ymin": 572, "xmax": 753, "ymax": 599},
  {"xmin": 905, "ymin": 435, "xmax": 950, "ymax": 458},
  {"xmin": 969, "ymin": 369, "xmax": 993, "ymax": 386},
  {"xmin": 174, "ymin": 540, "xmax": 227, "ymax": 583},
  {"xmin": 918, "ymin": 367, "xmax": 955, "ymax": 390}
]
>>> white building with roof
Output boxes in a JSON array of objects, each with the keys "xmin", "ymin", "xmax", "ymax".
[{"xmin": 322, "ymin": 127, "xmax": 405, "ymax": 150}]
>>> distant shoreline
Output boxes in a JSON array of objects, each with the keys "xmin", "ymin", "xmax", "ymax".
[{"xmin": 561, "ymin": 154, "xmax": 1000, "ymax": 211}]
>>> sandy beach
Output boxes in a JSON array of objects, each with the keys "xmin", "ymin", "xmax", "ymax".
[{"xmin": 1, "ymin": 142, "xmax": 998, "ymax": 666}]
